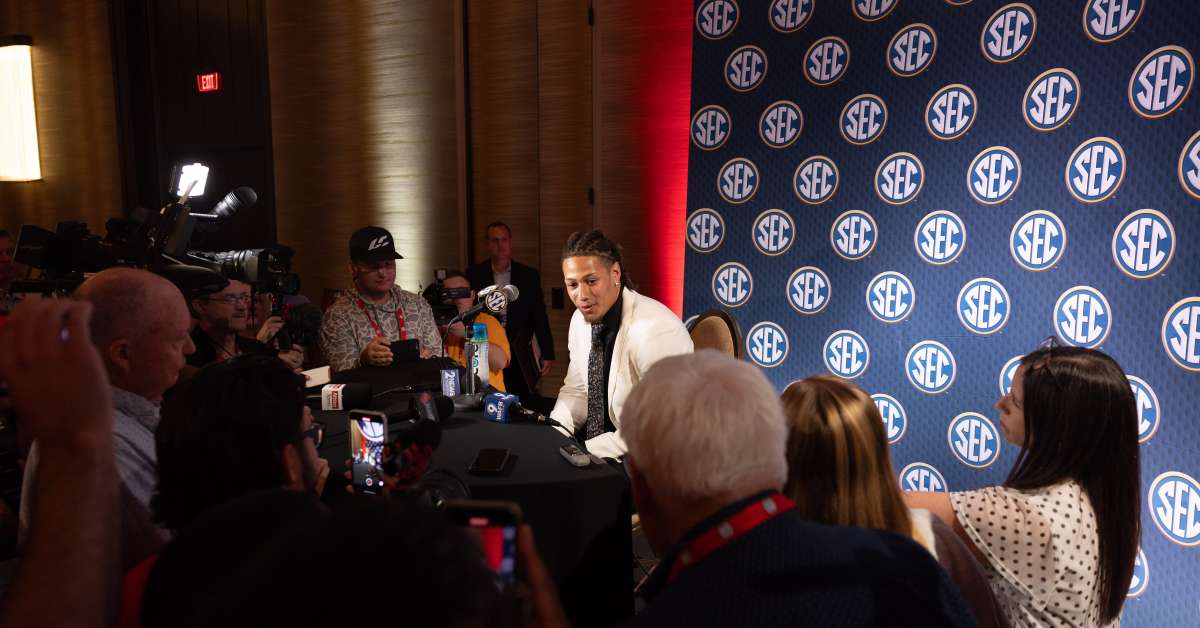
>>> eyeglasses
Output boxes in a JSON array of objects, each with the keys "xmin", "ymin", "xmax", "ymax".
[
  {"xmin": 206, "ymin": 293, "xmax": 252, "ymax": 305},
  {"xmin": 300, "ymin": 421, "xmax": 326, "ymax": 448}
]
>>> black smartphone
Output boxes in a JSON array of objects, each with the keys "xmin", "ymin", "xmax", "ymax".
[
  {"xmin": 443, "ymin": 499, "xmax": 522, "ymax": 592},
  {"xmin": 468, "ymin": 448, "xmax": 511, "ymax": 476},
  {"xmin": 390, "ymin": 338, "xmax": 420, "ymax": 365},
  {"xmin": 348, "ymin": 410, "xmax": 388, "ymax": 494}
]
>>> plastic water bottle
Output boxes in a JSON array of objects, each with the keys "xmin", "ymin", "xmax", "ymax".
[{"xmin": 469, "ymin": 322, "xmax": 489, "ymax": 392}]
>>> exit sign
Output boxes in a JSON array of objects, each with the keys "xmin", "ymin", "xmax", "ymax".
[{"xmin": 196, "ymin": 72, "xmax": 221, "ymax": 93}]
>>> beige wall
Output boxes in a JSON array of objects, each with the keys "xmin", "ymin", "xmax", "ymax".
[{"xmin": 0, "ymin": 0, "xmax": 123, "ymax": 234}]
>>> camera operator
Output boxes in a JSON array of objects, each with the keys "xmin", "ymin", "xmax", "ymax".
[
  {"xmin": 441, "ymin": 271, "xmax": 510, "ymax": 391},
  {"xmin": 187, "ymin": 280, "xmax": 304, "ymax": 372},
  {"xmin": 320, "ymin": 226, "xmax": 442, "ymax": 372}
]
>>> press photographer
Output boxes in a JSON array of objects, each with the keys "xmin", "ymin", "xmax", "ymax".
[{"xmin": 184, "ymin": 278, "xmax": 304, "ymax": 372}]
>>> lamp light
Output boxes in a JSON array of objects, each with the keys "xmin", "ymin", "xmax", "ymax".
[{"xmin": 0, "ymin": 35, "xmax": 41, "ymax": 182}]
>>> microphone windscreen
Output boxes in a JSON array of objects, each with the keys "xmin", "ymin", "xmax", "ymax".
[
  {"xmin": 320, "ymin": 383, "xmax": 372, "ymax": 411},
  {"xmin": 212, "ymin": 186, "xmax": 258, "ymax": 217},
  {"xmin": 433, "ymin": 395, "xmax": 455, "ymax": 421},
  {"xmin": 502, "ymin": 284, "xmax": 520, "ymax": 302}
]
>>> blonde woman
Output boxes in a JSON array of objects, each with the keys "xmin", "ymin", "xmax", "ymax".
[{"xmin": 782, "ymin": 375, "xmax": 1007, "ymax": 628}]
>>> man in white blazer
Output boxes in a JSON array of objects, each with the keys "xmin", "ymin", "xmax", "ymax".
[{"xmin": 550, "ymin": 230, "xmax": 693, "ymax": 458}]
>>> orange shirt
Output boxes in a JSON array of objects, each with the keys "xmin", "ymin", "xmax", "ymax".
[{"xmin": 444, "ymin": 312, "xmax": 509, "ymax": 391}]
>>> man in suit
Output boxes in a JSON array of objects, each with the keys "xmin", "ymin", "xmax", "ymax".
[
  {"xmin": 622, "ymin": 351, "xmax": 977, "ymax": 628},
  {"xmin": 549, "ymin": 230, "xmax": 693, "ymax": 459},
  {"xmin": 465, "ymin": 222, "xmax": 555, "ymax": 400}
]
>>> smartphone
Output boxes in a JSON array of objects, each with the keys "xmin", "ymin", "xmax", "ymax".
[
  {"xmin": 444, "ymin": 499, "xmax": 522, "ymax": 592},
  {"xmin": 468, "ymin": 448, "xmax": 511, "ymax": 476},
  {"xmin": 348, "ymin": 410, "xmax": 388, "ymax": 494},
  {"xmin": 390, "ymin": 338, "xmax": 421, "ymax": 365}
]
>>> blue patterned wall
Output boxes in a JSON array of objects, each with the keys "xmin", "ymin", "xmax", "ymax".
[{"xmin": 683, "ymin": 0, "xmax": 1198, "ymax": 624}]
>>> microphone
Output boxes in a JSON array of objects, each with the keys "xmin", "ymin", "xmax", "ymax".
[
  {"xmin": 447, "ymin": 284, "xmax": 518, "ymax": 325},
  {"xmin": 392, "ymin": 417, "xmax": 443, "ymax": 449},
  {"xmin": 308, "ymin": 383, "xmax": 372, "ymax": 411},
  {"xmin": 483, "ymin": 392, "xmax": 519, "ymax": 424},
  {"xmin": 410, "ymin": 392, "xmax": 454, "ymax": 423},
  {"xmin": 212, "ymin": 186, "xmax": 257, "ymax": 218}
]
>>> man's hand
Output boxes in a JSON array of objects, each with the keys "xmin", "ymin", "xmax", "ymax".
[
  {"xmin": 447, "ymin": 321, "xmax": 467, "ymax": 338},
  {"xmin": 313, "ymin": 457, "xmax": 330, "ymax": 497},
  {"xmin": 256, "ymin": 315, "xmax": 285, "ymax": 344},
  {"xmin": 0, "ymin": 299, "xmax": 112, "ymax": 449},
  {"xmin": 277, "ymin": 346, "xmax": 305, "ymax": 372},
  {"xmin": 539, "ymin": 359, "xmax": 554, "ymax": 376},
  {"xmin": 360, "ymin": 336, "xmax": 393, "ymax": 367},
  {"xmin": 517, "ymin": 525, "xmax": 571, "ymax": 628}
]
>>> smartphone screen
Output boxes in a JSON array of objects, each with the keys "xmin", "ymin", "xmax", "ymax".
[
  {"xmin": 348, "ymin": 411, "xmax": 387, "ymax": 494},
  {"xmin": 445, "ymin": 500, "xmax": 521, "ymax": 592}
]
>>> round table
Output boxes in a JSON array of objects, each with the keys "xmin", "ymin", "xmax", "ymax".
[{"xmin": 313, "ymin": 366, "xmax": 633, "ymax": 627}]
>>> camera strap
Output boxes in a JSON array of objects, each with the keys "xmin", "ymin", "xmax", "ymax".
[{"xmin": 356, "ymin": 297, "xmax": 407, "ymax": 341}]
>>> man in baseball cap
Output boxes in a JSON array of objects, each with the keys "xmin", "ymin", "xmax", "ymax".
[{"xmin": 319, "ymin": 226, "xmax": 442, "ymax": 372}]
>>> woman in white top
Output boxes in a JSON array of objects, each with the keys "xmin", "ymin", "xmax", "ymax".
[{"xmin": 906, "ymin": 346, "xmax": 1140, "ymax": 627}]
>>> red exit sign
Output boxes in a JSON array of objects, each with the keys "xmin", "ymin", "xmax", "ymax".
[{"xmin": 196, "ymin": 72, "xmax": 221, "ymax": 93}]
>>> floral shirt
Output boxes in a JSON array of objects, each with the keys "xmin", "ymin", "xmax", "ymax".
[{"xmin": 319, "ymin": 286, "xmax": 441, "ymax": 373}]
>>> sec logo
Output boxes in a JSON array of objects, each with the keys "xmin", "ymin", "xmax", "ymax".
[
  {"xmin": 824, "ymin": 330, "xmax": 870, "ymax": 380},
  {"xmin": 968, "ymin": 146, "xmax": 1021, "ymax": 205},
  {"xmin": 957, "ymin": 278, "xmax": 1010, "ymax": 335},
  {"xmin": 691, "ymin": 105, "xmax": 731, "ymax": 151},
  {"xmin": 888, "ymin": 23, "xmax": 937, "ymax": 78},
  {"xmin": 866, "ymin": 271, "xmax": 915, "ymax": 324},
  {"xmin": 914, "ymin": 210, "xmax": 966, "ymax": 265},
  {"xmin": 1127, "ymin": 547, "xmax": 1148, "ymax": 598},
  {"xmin": 1162, "ymin": 297, "xmax": 1200, "ymax": 372},
  {"xmin": 872, "ymin": 394, "xmax": 907, "ymax": 444},
  {"xmin": 1024, "ymin": 68, "xmax": 1079, "ymax": 132},
  {"xmin": 1178, "ymin": 129, "xmax": 1200, "ymax": 200},
  {"xmin": 1148, "ymin": 471, "xmax": 1200, "ymax": 546},
  {"xmin": 900, "ymin": 462, "xmax": 948, "ymax": 493},
  {"xmin": 1128, "ymin": 45, "xmax": 1194, "ymax": 119},
  {"xmin": 695, "ymin": 0, "xmax": 739, "ymax": 40},
  {"xmin": 948, "ymin": 412, "xmax": 1001, "ymax": 469},
  {"xmin": 718, "ymin": 157, "xmax": 759, "ymax": 204},
  {"xmin": 1054, "ymin": 286, "xmax": 1111, "ymax": 348},
  {"xmin": 999, "ymin": 355, "xmax": 1022, "ymax": 396},
  {"xmin": 841, "ymin": 94, "xmax": 888, "ymax": 146},
  {"xmin": 925, "ymin": 84, "xmax": 976, "ymax": 141},
  {"xmin": 853, "ymin": 0, "xmax": 897, "ymax": 22},
  {"xmin": 1010, "ymin": 210, "xmax": 1065, "ymax": 271},
  {"xmin": 1084, "ymin": 0, "xmax": 1143, "ymax": 44},
  {"xmin": 1066, "ymin": 137, "xmax": 1125, "ymax": 203},
  {"xmin": 686, "ymin": 208, "xmax": 725, "ymax": 253},
  {"xmin": 711, "ymin": 262, "xmax": 753, "ymax": 308},
  {"xmin": 793, "ymin": 155, "xmax": 839, "ymax": 204},
  {"xmin": 769, "ymin": 0, "xmax": 814, "ymax": 33},
  {"xmin": 747, "ymin": 322, "xmax": 789, "ymax": 368},
  {"xmin": 805, "ymin": 36, "xmax": 850, "ymax": 87},
  {"xmin": 753, "ymin": 209, "xmax": 795, "ymax": 256},
  {"xmin": 831, "ymin": 210, "xmax": 877, "ymax": 261},
  {"xmin": 1112, "ymin": 209, "xmax": 1175, "ymax": 279},
  {"xmin": 787, "ymin": 266, "xmax": 831, "ymax": 315},
  {"xmin": 725, "ymin": 45, "xmax": 768, "ymax": 92},
  {"xmin": 759, "ymin": 100, "xmax": 803, "ymax": 149},
  {"xmin": 1127, "ymin": 374, "xmax": 1160, "ymax": 444},
  {"xmin": 981, "ymin": 3, "xmax": 1036, "ymax": 63},
  {"xmin": 876, "ymin": 152, "xmax": 924, "ymax": 205},
  {"xmin": 946, "ymin": 0, "xmax": 972, "ymax": 4},
  {"xmin": 906, "ymin": 340, "xmax": 956, "ymax": 394}
]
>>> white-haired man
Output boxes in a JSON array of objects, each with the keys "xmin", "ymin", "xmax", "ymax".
[{"xmin": 623, "ymin": 351, "xmax": 976, "ymax": 628}]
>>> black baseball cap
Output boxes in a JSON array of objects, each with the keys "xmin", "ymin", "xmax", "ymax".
[{"xmin": 349, "ymin": 226, "xmax": 404, "ymax": 263}]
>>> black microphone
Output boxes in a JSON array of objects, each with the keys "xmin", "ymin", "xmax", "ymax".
[
  {"xmin": 505, "ymin": 395, "xmax": 574, "ymax": 434},
  {"xmin": 392, "ymin": 418, "xmax": 443, "ymax": 449},
  {"xmin": 307, "ymin": 383, "xmax": 372, "ymax": 411},
  {"xmin": 413, "ymin": 391, "xmax": 453, "ymax": 422},
  {"xmin": 211, "ymin": 186, "xmax": 257, "ymax": 218}
]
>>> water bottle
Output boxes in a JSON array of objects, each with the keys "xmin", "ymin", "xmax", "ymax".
[{"xmin": 470, "ymin": 322, "xmax": 489, "ymax": 391}]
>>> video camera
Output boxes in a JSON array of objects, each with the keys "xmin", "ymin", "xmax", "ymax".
[{"xmin": 421, "ymin": 268, "xmax": 472, "ymax": 326}]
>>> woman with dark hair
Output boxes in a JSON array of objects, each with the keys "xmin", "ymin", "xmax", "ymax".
[
  {"xmin": 782, "ymin": 375, "xmax": 1007, "ymax": 628},
  {"xmin": 906, "ymin": 346, "xmax": 1141, "ymax": 627}
]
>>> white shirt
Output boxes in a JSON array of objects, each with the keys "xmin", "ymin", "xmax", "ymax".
[{"xmin": 950, "ymin": 480, "xmax": 1114, "ymax": 627}]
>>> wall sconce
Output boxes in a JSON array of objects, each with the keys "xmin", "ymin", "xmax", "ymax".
[{"xmin": 0, "ymin": 35, "xmax": 42, "ymax": 182}]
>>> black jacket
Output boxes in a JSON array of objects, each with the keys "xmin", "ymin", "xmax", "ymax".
[{"xmin": 465, "ymin": 260, "xmax": 555, "ymax": 361}]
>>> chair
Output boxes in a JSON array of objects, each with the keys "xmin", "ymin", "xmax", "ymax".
[{"xmin": 687, "ymin": 309, "xmax": 742, "ymax": 359}]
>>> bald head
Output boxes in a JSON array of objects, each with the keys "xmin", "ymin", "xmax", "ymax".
[{"xmin": 76, "ymin": 268, "xmax": 195, "ymax": 400}]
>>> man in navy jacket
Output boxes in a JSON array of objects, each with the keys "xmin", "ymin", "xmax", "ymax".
[{"xmin": 622, "ymin": 351, "xmax": 977, "ymax": 628}]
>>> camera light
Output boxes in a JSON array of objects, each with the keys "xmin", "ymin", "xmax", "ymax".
[{"xmin": 174, "ymin": 162, "xmax": 210, "ymax": 197}]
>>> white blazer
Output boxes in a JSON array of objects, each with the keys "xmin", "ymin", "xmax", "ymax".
[{"xmin": 550, "ymin": 288, "xmax": 694, "ymax": 458}]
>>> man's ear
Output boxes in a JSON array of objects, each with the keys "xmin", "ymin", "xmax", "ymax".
[
  {"xmin": 611, "ymin": 261, "xmax": 622, "ymax": 286},
  {"xmin": 627, "ymin": 456, "xmax": 656, "ymax": 518},
  {"xmin": 281, "ymin": 443, "xmax": 305, "ymax": 491},
  {"xmin": 107, "ymin": 339, "xmax": 132, "ymax": 375}
]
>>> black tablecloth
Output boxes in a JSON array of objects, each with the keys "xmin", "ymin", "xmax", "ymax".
[{"xmin": 313, "ymin": 364, "xmax": 633, "ymax": 627}]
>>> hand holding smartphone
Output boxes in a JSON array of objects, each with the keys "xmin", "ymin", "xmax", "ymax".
[{"xmin": 444, "ymin": 499, "xmax": 522, "ymax": 592}]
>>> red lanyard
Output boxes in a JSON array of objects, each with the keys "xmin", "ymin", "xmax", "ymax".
[
  {"xmin": 666, "ymin": 493, "xmax": 795, "ymax": 585},
  {"xmin": 355, "ymin": 297, "xmax": 407, "ymax": 340}
]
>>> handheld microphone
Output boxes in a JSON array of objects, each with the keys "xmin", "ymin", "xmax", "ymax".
[
  {"xmin": 448, "ymin": 284, "xmax": 519, "ymax": 325},
  {"xmin": 309, "ymin": 383, "xmax": 372, "ymax": 411},
  {"xmin": 483, "ymin": 392, "xmax": 519, "ymax": 423},
  {"xmin": 410, "ymin": 392, "xmax": 454, "ymax": 423}
]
